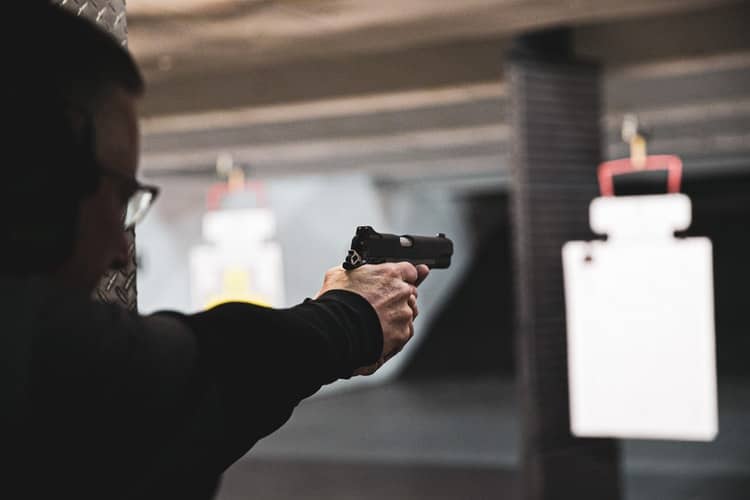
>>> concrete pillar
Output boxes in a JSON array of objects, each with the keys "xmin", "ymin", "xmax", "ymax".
[
  {"xmin": 55, "ymin": 0, "xmax": 137, "ymax": 310},
  {"xmin": 508, "ymin": 29, "xmax": 621, "ymax": 500}
]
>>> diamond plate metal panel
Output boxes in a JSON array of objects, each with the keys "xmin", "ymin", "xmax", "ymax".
[
  {"xmin": 93, "ymin": 233, "xmax": 138, "ymax": 311},
  {"xmin": 54, "ymin": 0, "xmax": 128, "ymax": 46},
  {"xmin": 55, "ymin": 0, "xmax": 138, "ymax": 311}
]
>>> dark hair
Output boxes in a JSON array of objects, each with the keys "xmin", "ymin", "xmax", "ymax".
[{"xmin": 5, "ymin": 2, "xmax": 145, "ymax": 274}]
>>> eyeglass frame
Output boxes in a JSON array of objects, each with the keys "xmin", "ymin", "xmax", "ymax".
[{"xmin": 98, "ymin": 165, "xmax": 160, "ymax": 231}]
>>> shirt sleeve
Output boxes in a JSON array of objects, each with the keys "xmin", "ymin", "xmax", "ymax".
[
  {"xmin": 30, "ymin": 284, "xmax": 203, "ymax": 497},
  {"xmin": 170, "ymin": 289, "xmax": 383, "ymax": 470},
  {"xmin": 31, "ymin": 281, "xmax": 382, "ymax": 490}
]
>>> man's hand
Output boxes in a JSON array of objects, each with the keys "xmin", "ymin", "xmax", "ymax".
[{"xmin": 316, "ymin": 263, "xmax": 430, "ymax": 375}]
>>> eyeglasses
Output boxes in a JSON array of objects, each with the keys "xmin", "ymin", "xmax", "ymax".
[{"xmin": 99, "ymin": 167, "xmax": 160, "ymax": 231}]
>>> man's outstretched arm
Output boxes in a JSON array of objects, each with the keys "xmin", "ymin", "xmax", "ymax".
[
  {"xmin": 173, "ymin": 262, "xmax": 428, "ymax": 471},
  {"xmin": 30, "ymin": 263, "xmax": 426, "ymax": 496}
]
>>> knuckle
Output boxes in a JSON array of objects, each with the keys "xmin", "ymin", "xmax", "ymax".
[
  {"xmin": 405, "ymin": 263, "xmax": 418, "ymax": 282},
  {"xmin": 402, "ymin": 305, "xmax": 413, "ymax": 319},
  {"xmin": 381, "ymin": 262, "xmax": 395, "ymax": 273},
  {"xmin": 390, "ymin": 266, "xmax": 403, "ymax": 279},
  {"xmin": 401, "ymin": 330, "xmax": 411, "ymax": 344}
]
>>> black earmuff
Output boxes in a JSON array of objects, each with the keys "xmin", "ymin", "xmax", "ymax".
[{"xmin": 68, "ymin": 109, "xmax": 102, "ymax": 199}]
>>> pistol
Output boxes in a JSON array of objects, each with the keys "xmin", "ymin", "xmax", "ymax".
[{"xmin": 343, "ymin": 226, "xmax": 453, "ymax": 270}]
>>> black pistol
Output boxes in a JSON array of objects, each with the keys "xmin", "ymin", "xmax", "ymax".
[{"xmin": 343, "ymin": 226, "xmax": 453, "ymax": 270}]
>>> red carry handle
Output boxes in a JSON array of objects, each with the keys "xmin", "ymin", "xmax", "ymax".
[
  {"xmin": 206, "ymin": 180, "xmax": 267, "ymax": 210},
  {"xmin": 597, "ymin": 155, "xmax": 683, "ymax": 197}
]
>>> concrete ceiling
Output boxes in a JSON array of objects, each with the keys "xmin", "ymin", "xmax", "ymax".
[
  {"xmin": 127, "ymin": 0, "xmax": 750, "ymax": 185},
  {"xmin": 127, "ymin": 0, "xmax": 738, "ymax": 86}
]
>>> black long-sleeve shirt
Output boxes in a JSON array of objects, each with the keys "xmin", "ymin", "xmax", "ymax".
[{"xmin": 0, "ymin": 276, "xmax": 382, "ymax": 499}]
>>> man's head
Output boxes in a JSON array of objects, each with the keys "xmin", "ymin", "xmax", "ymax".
[{"xmin": 7, "ymin": 3, "xmax": 146, "ymax": 291}]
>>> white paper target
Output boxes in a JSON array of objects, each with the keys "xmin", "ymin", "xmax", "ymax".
[{"xmin": 562, "ymin": 193, "xmax": 718, "ymax": 441}]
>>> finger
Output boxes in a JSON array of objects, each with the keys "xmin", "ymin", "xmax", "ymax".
[
  {"xmin": 396, "ymin": 280, "xmax": 415, "ymax": 301},
  {"xmin": 401, "ymin": 301, "xmax": 415, "ymax": 324},
  {"xmin": 393, "ymin": 262, "xmax": 419, "ymax": 284},
  {"xmin": 415, "ymin": 264, "xmax": 430, "ymax": 286},
  {"xmin": 358, "ymin": 356, "xmax": 385, "ymax": 376},
  {"xmin": 384, "ymin": 346, "xmax": 402, "ymax": 361},
  {"xmin": 408, "ymin": 294, "xmax": 418, "ymax": 320},
  {"xmin": 354, "ymin": 363, "xmax": 377, "ymax": 376}
]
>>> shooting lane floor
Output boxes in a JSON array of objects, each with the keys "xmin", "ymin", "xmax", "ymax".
[{"xmin": 216, "ymin": 377, "xmax": 750, "ymax": 500}]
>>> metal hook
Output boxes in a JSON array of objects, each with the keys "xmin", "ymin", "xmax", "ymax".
[
  {"xmin": 216, "ymin": 153, "xmax": 245, "ymax": 192},
  {"xmin": 621, "ymin": 114, "xmax": 648, "ymax": 170}
]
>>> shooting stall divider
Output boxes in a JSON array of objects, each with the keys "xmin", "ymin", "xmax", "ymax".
[{"xmin": 55, "ymin": 0, "xmax": 138, "ymax": 310}]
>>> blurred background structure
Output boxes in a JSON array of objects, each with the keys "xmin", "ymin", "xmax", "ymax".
[{"xmin": 65, "ymin": 0, "xmax": 750, "ymax": 498}]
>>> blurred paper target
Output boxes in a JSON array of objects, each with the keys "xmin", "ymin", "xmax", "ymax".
[
  {"xmin": 190, "ymin": 208, "xmax": 284, "ymax": 309},
  {"xmin": 562, "ymin": 152, "xmax": 718, "ymax": 441},
  {"xmin": 190, "ymin": 177, "xmax": 285, "ymax": 310}
]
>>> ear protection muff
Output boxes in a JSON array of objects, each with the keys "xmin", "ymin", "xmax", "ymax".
[
  {"xmin": 4, "ymin": 98, "xmax": 102, "ymax": 274},
  {"xmin": 65, "ymin": 107, "xmax": 102, "ymax": 200}
]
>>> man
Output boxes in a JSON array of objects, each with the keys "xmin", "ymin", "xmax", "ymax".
[{"xmin": 1, "ymin": 4, "xmax": 428, "ymax": 499}]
